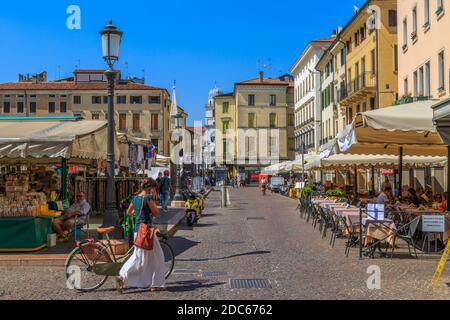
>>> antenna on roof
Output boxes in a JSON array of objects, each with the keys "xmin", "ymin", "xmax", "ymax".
[
  {"xmin": 125, "ymin": 62, "xmax": 129, "ymax": 79},
  {"xmin": 257, "ymin": 58, "xmax": 272, "ymax": 78},
  {"xmin": 142, "ymin": 68, "xmax": 146, "ymax": 83},
  {"xmin": 75, "ymin": 59, "xmax": 80, "ymax": 69}
]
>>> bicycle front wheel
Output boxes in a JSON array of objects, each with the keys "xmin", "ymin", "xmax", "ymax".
[
  {"xmin": 65, "ymin": 246, "xmax": 110, "ymax": 292},
  {"xmin": 160, "ymin": 240, "xmax": 175, "ymax": 279}
]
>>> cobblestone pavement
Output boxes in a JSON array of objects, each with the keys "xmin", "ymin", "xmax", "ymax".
[{"xmin": 1, "ymin": 188, "xmax": 450, "ymax": 300}]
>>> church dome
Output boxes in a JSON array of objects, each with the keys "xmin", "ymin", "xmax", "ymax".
[{"xmin": 207, "ymin": 85, "xmax": 223, "ymax": 108}]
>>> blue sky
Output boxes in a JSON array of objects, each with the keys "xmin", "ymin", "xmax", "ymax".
[{"xmin": 0, "ymin": 0, "xmax": 365, "ymax": 125}]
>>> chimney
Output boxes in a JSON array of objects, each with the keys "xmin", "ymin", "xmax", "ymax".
[{"xmin": 259, "ymin": 71, "xmax": 264, "ymax": 83}]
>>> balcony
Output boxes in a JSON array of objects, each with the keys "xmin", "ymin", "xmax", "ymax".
[
  {"xmin": 340, "ymin": 72, "xmax": 377, "ymax": 106},
  {"xmin": 338, "ymin": 87, "xmax": 347, "ymax": 102},
  {"xmin": 393, "ymin": 95, "xmax": 431, "ymax": 105}
]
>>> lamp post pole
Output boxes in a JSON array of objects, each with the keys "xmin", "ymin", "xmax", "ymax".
[
  {"xmin": 173, "ymin": 114, "xmax": 184, "ymax": 202},
  {"xmin": 104, "ymin": 67, "xmax": 117, "ymax": 227}
]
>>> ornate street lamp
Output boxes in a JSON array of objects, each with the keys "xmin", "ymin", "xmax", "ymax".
[
  {"xmin": 172, "ymin": 112, "xmax": 184, "ymax": 202},
  {"xmin": 100, "ymin": 20, "xmax": 122, "ymax": 227}
]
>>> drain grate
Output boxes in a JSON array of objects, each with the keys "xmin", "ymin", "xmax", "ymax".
[
  {"xmin": 230, "ymin": 279, "xmax": 271, "ymax": 289},
  {"xmin": 172, "ymin": 269, "xmax": 201, "ymax": 274},
  {"xmin": 202, "ymin": 271, "xmax": 228, "ymax": 277},
  {"xmin": 247, "ymin": 217, "xmax": 266, "ymax": 220}
]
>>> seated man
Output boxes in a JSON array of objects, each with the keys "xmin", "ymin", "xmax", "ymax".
[{"xmin": 52, "ymin": 192, "xmax": 91, "ymax": 241}]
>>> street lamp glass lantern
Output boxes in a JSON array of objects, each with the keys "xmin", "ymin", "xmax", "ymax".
[
  {"xmin": 174, "ymin": 114, "xmax": 183, "ymax": 129},
  {"xmin": 100, "ymin": 20, "xmax": 123, "ymax": 66}
]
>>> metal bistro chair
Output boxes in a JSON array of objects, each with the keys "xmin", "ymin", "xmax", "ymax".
[
  {"xmin": 306, "ymin": 200, "xmax": 315, "ymax": 223},
  {"xmin": 344, "ymin": 217, "xmax": 361, "ymax": 258},
  {"xmin": 71, "ymin": 210, "xmax": 92, "ymax": 241},
  {"xmin": 328, "ymin": 210, "xmax": 344, "ymax": 247},
  {"xmin": 297, "ymin": 197, "xmax": 305, "ymax": 219},
  {"xmin": 321, "ymin": 207, "xmax": 336, "ymax": 239},
  {"xmin": 392, "ymin": 216, "xmax": 420, "ymax": 259}
]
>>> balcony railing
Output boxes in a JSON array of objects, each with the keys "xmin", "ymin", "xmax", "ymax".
[
  {"xmin": 338, "ymin": 87, "xmax": 348, "ymax": 102},
  {"xmin": 347, "ymin": 72, "xmax": 376, "ymax": 96},
  {"xmin": 393, "ymin": 95, "xmax": 431, "ymax": 105}
]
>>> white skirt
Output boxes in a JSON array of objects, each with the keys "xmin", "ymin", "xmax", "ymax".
[{"xmin": 119, "ymin": 234, "xmax": 166, "ymax": 288}]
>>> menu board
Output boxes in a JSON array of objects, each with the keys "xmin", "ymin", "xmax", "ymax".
[
  {"xmin": 422, "ymin": 215, "xmax": 445, "ymax": 233},
  {"xmin": 367, "ymin": 203, "xmax": 385, "ymax": 221}
]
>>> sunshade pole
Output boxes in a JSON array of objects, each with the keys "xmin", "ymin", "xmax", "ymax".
[
  {"xmin": 447, "ymin": 146, "xmax": 450, "ymax": 212},
  {"xmin": 301, "ymin": 142, "xmax": 305, "ymax": 185},
  {"xmin": 61, "ymin": 158, "xmax": 69, "ymax": 208},
  {"xmin": 371, "ymin": 166, "xmax": 375, "ymax": 197},
  {"xmin": 354, "ymin": 166, "xmax": 358, "ymax": 194},
  {"xmin": 398, "ymin": 146, "xmax": 404, "ymax": 201}
]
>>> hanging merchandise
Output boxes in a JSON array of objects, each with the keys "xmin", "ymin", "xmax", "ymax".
[
  {"xmin": 145, "ymin": 145, "xmax": 154, "ymax": 159},
  {"xmin": 137, "ymin": 145, "xmax": 145, "ymax": 170},
  {"xmin": 129, "ymin": 144, "xmax": 138, "ymax": 174}
]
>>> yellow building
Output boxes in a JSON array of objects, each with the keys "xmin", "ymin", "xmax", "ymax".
[
  {"xmin": 338, "ymin": 0, "xmax": 398, "ymax": 125},
  {"xmin": 215, "ymin": 72, "xmax": 295, "ymax": 185},
  {"xmin": 214, "ymin": 93, "xmax": 237, "ymax": 176}
]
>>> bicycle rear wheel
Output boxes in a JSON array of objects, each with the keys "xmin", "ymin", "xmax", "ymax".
[
  {"xmin": 65, "ymin": 246, "xmax": 110, "ymax": 292},
  {"xmin": 160, "ymin": 240, "xmax": 175, "ymax": 279}
]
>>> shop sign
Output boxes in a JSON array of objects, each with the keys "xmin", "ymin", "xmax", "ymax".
[{"xmin": 422, "ymin": 216, "xmax": 445, "ymax": 233}]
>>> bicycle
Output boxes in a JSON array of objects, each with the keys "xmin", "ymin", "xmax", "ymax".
[{"xmin": 64, "ymin": 218, "xmax": 175, "ymax": 292}]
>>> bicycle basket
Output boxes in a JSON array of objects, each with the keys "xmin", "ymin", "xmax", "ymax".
[{"xmin": 79, "ymin": 242, "xmax": 112, "ymax": 263}]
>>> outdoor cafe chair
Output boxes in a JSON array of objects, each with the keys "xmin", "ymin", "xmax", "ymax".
[
  {"xmin": 329, "ymin": 212, "xmax": 345, "ymax": 248},
  {"xmin": 392, "ymin": 216, "xmax": 420, "ymax": 259},
  {"xmin": 71, "ymin": 210, "xmax": 91, "ymax": 241},
  {"xmin": 344, "ymin": 218, "xmax": 361, "ymax": 258},
  {"xmin": 321, "ymin": 207, "xmax": 336, "ymax": 239}
]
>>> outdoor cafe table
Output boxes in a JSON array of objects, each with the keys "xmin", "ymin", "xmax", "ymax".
[
  {"xmin": 347, "ymin": 216, "xmax": 397, "ymax": 246},
  {"xmin": 333, "ymin": 207, "xmax": 364, "ymax": 228},
  {"xmin": 323, "ymin": 203, "xmax": 348, "ymax": 210},
  {"xmin": 311, "ymin": 199, "xmax": 337, "ymax": 205}
]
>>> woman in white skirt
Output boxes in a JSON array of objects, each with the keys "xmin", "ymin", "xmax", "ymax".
[{"xmin": 116, "ymin": 179, "xmax": 166, "ymax": 293}]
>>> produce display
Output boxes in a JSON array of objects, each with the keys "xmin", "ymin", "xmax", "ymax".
[{"xmin": 0, "ymin": 192, "xmax": 49, "ymax": 218}]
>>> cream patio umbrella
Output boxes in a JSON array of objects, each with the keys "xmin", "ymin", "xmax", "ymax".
[{"xmin": 322, "ymin": 100, "xmax": 448, "ymax": 197}]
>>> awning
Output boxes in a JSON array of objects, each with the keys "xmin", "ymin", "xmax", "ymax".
[
  {"xmin": 433, "ymin": 98, "xmax": 450, "ymax": 145},
  {"xmin": 0, "ymin": 119, "xmax": 120, "ymax": 160},
  {"xmin": 319, "ymin": 139, "xmax": 337, "ymax": 159},
  {"xmin": 155, "ymin": 154, "xmax": 171, "ymax": 167},
  {"xmin": 310, "ymin": 154, "xmax": 447, "ymax": 170},
  {"xmin": 334, "ymin": 100, "xmax": 447, "ymax": 157},
  {"xmin": 262, "ymin": 162, "xmax": 286, "ymax": 175},
  {"xmin": 117, "ymin": 132, "xmax": 152, "ymax": 146},
  {"xmin": 283, "ymin": 154, "xmax": 321, "ymax": 172}
]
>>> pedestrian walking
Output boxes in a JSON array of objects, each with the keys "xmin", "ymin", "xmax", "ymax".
[
  {"xmin": 160, "ymin": 170, "xmax": 171, "ymax": 212},
  {"xmin": 155, "ymin": 172, "xmax": 163, "ymax": 206},
  {"xmin": 116, "ymin": 178, "xmax": 166, "ymax": 293},
  {"xmin": 261, "ymin": 178, "xmax": 267, "ymax": 196}
]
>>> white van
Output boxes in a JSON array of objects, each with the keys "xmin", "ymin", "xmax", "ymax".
[{"xmin": 269, "ymin": 176, "xmax": 285, "ymax": 193}]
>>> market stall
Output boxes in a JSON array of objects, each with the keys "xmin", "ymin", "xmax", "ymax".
[{"xmin": 0, "ymin": 118, "xmax": 119, "ymax": 252}]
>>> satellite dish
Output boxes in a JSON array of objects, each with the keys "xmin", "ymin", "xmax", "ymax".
[{"xmin": 353, "ymin": 5, "xmax": 360, "ymax": 13}]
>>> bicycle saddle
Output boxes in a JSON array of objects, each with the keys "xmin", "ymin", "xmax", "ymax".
[{"xmin": 96, "ymin": 226, "xmax": 115, "ymax": 235}]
